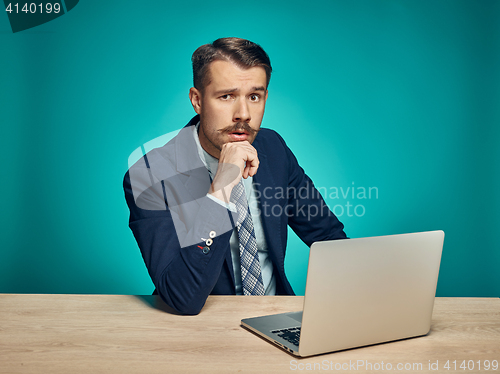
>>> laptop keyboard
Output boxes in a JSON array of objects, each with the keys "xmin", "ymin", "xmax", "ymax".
[{"xmin": 271, "ymin": 327, "xmax": 301, "ymax": 346}]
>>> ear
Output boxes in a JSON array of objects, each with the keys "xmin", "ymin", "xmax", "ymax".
[{"xmin": 189, "ymin": 87, "xmax": 202, "ymax": 114}]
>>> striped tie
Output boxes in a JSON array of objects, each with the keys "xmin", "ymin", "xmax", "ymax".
[{"xmin": 231, "ymin": 180, "xmax": 265, "ymax": 295}]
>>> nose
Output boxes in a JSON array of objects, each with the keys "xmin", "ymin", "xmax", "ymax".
[{"xmin": 233, "ymin": 97, "xmax": 251, "ymax": 123}]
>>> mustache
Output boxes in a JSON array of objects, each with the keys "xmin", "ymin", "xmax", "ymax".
[{"xmin": 219, "ymin": 122, "xmax": 259, "ymax": 136}]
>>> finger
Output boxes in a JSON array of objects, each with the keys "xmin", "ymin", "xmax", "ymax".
[
  {"xmin": 244, "ymin": 159, "xmax": 256, "ymax": 178},
  {"xmin": 245, "ymin": 153, "xmax": 259, "ymax": 177},
  {"xmin": 247, "ymin": 164, "xmax": 258, "ymax": 177}
]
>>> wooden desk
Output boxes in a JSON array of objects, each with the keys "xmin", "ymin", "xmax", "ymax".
[{"xmin": 0, "ymin": 295, "xmax": 498, "ymax": 373}]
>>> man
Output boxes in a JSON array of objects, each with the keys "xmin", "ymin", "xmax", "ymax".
[{"xmin": 124, "ymin": 37, "xmax": 347, "ymax": 315}]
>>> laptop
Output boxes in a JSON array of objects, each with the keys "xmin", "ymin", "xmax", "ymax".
[{"xmin": 241, "ymin": 230, "xmax": 444, "ymax": 357}]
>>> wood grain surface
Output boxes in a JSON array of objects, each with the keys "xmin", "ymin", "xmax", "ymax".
[{"xmin": 0, "ymin": 295, "xmax": 498, "ymax": 373}]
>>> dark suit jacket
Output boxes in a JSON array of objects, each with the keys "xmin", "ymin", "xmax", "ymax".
[{"xmin": 124, "ymin": 115, "xmax": 347, "ymax": 315}]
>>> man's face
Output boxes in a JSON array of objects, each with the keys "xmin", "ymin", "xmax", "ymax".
[{"xmin": 189, "ymin": 60, "xmax": 268, "ymax": 159}]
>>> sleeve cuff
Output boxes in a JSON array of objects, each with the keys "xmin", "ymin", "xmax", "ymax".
[{"xmin": 206, "ymin": 193, "xmax": 237, "ymax": 212}]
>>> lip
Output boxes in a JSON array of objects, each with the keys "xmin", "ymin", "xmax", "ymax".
[{"xmin": 227, "ymin": 132, "xmax": 249, "ymax": 141}]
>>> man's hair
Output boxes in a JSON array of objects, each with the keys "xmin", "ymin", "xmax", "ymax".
[{"xmin": 192, "ymin": 37, "xmax": 272, "ymax": 91}]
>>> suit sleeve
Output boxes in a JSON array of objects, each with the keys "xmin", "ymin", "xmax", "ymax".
[
  {"xmin": 276, "ymin": 133, "xmax": 348, "ymax": 245},
  {"xmin": 123, "ymin": 170, "xmax": 234, "ymax": 315}
]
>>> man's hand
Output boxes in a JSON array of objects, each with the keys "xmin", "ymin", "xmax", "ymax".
[{"xmin": 209, "ymin": 141, "xmax": 259, "ymax": 203}]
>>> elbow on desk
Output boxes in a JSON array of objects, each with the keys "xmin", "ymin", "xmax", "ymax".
[
  {"xmin": 156, "ymin": 288, "xmax": 206, "ymax": 316},
  {"xmin": 155, "ymin": 262, "xmax": 219, "ymax": 315},
  {"xmin": 175, "ymin": 303, "xmax": 204, "ymax": 316}
]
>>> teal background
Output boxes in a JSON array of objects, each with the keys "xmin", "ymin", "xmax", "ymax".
[{"xmin": 1, "ymin": 0, "xmax": 498, "ymax": 297}]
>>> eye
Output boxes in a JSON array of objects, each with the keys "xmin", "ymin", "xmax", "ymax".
[
  {"xmin": 220, "ymin": 94, "xmax": 232, "ymax": 100},
  {"xmin": 249, "ymin": 94, "xmax": 260, "ymax": 102}
]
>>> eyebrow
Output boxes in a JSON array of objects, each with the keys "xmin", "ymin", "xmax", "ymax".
[{"xmin": 213, "ymin": 86, "xmax": 267, "ymax": 96}]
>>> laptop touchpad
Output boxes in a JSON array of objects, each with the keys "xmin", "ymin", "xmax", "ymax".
[{"xmin": 288, "ymin": 311, "xmax": 303, "ymax": 323}]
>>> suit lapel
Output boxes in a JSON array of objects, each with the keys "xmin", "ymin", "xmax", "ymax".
[{"xmin": 173, "ymin": 119, "xmax": 212, "ymax": 202}]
